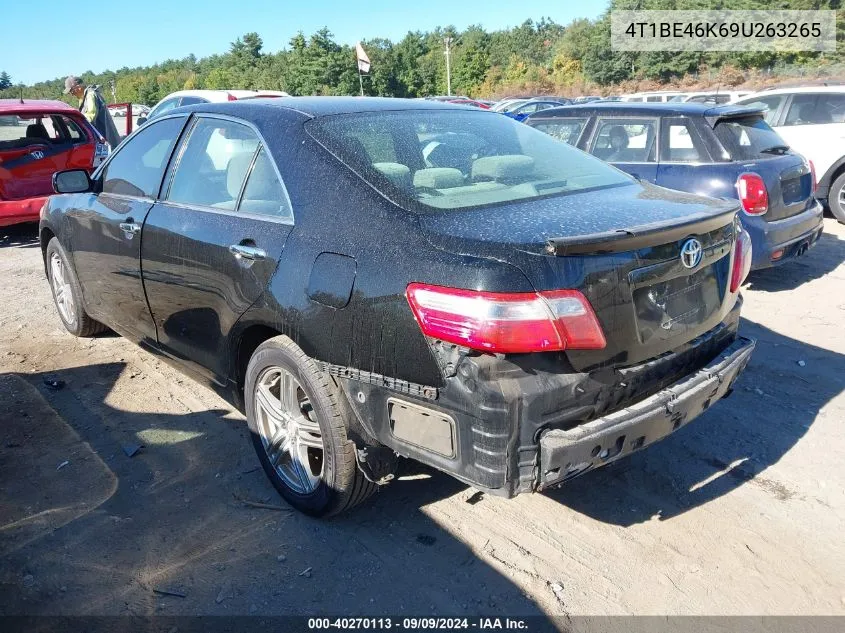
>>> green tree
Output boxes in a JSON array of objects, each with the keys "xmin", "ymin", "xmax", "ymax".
[{"xmin": 0, "ymin": 72, "xmax": 11, "ymax": 90}]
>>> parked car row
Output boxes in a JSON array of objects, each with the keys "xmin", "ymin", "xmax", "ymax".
[{"xmin": 38, "ymin": 96, "xmax": 757, "ymax": 516}]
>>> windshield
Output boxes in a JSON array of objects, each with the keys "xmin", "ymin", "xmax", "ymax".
[
  {"xmin": 714, "ymin": 115, "xmax": 790, "ymax": 160},
  {"xmin": 306, "ymin": 110, "xmax": 632, "ymax": 211}
]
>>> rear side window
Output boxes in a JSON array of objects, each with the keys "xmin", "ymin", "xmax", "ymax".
[
  {"xmin": 713, "ymin": 116, "xmax": 789, "ymax": 161},
  {"xmin": 590, "ymin": 119, "xmax": 657, "ymax": 162},
  {"xmin": 148, "ymin": 98, "xmax": 180, "ymax": 121},
  {"xmin": 168, "ymin": 118, "xmax": 259, "ymax": 209},
  {"xmin": 102, "ymin": 116, "xmax": 185, "ymax": 198},
  {"xmin": 738, "ymin": 95, "xmax": 785, "ymax": 125},
  {"xmin": 239, "ymin": 146, "xmax": 292, "ymax": 220},
  {"xmin": 662, "ymin": 120, "xmax": 704, "ymax": 163},
  {"xmin": 783, "ymin": 93, "xmax": 845, "ymax": 126},
  {"xmin": 529, "ymin": 118, "xmax": 586, "ymax": 145}
]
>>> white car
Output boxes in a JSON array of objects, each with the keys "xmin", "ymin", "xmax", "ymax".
[
  {"xmin": 619, "ymin": 91, "xmax": 684, "ymax": 103},
  {"xmin": 734, "ymin": 85, "xmax": 845, "ymax": 223},
  {"xmin": 140, "ymin": 89, "xmax": 289, "ymax": 125},
  {"xmin": 668, "ymin": 91, "xmax": 751, "ymax": 104}
]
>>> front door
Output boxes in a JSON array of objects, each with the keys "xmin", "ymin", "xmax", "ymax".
[
  {"xmin": 141, "ymin": 116, "xmax": 294, "ymax": 384},
  {"xmin": 589, "ymin": 117, "xmax": 659, "ymax": 183},
  {"xmin": 69, "ymin": 115, "xmax": 188, "ymax": 343}
]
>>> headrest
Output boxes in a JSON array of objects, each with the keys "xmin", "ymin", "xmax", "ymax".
[
  {"xmin": 227, "ymin": 153, "xmax": 254, "ymax": 198},
  {"xmin": 471, "ymin": 155, "xmax": 534, "ymax": 182},
  {"xmin": 373, "ymin": 162, "xmax": 412, "ymax": 190},
  {"xmin": 413, "ymin": 167, "xmax": 464, "ymax": 189}
]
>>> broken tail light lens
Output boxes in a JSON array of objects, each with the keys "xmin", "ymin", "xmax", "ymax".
[
  {"xmin": 405, "ymin": 283, "xmax": 606, "ymax": 353},
  {"xmin": 736, "ymin": 173, "xmax": 768, "ymax": 215},
  {"xmin": 730, "ymin": 225, "xmax": 752, "ymax": 293}
]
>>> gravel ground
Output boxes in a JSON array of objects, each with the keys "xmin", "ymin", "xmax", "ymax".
[{"xmin": 1, "ymin": 218, "xmax": 843, "ymax": 625}]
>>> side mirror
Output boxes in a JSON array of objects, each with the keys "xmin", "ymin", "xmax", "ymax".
[
  {"xmin": 136, "ymin": 115, "xmax": 147, "ymax": 126},
  {"xmin": 53, "ymin": 169, "xmax": 93, "ymax": 194}
]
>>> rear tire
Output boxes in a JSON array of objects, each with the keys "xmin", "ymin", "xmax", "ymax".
[
  {"xmin": 827, "ymin": 172, "xmax": 845, "ymax": 224},
  {"xmin": 45, "ymin": 238, "xmax": 106, "ymax": 337},
  {"xmin": 244, "ymin": 335, "xmax": 376, "ymax": 517}
]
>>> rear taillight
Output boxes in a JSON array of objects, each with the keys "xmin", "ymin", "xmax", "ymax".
[
  {"xmin": 736, "ymin": 173, "xmax": 768, "ymax": 216},
  {"xmin": 809, "ymin": 160, "xmax": 817, "ymax": 194},
  {"xmin": 227, "ymin": 92, "xmax": 238, "ymax": 101},
  {"xmin": 730, "ymin": 226, "xmax": 752, "ymax": 293},
  {"xmin": 405, "ymin": 283, "xmax": 606, "ymax": 353}
]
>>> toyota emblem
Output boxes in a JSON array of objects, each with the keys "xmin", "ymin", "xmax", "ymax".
[{"xmin": 680, "ymin": 238, "xmax": 703, "ymax": 269}]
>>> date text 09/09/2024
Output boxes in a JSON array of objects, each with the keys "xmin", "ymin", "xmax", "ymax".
[{"xmin": 308, "ymin": 617, "xmax": 529, "ymax": 630}]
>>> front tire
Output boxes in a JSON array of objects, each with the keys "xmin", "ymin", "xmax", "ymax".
[
  {"xmin": 827, "ymin": 172, "xmax": 845, "ymax": 224},
  {"xmin": 244, "ymin": 336, "xmax": 376, "ymax": 517},
  {"xmin": 45, "ymin": 238, "xmax": 106, "ymax": 337}
]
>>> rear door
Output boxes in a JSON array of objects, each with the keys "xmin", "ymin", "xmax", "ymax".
[
  {"xmin": 69, "ymin": 114, "xmax": 188, "ymax": 342},
  {"xmin": 588, "ymin": 117, "xmax": 659, "ymax": 183},
  {"xmin": 771, "ymin": 92, "xmax": 845, "ymax": 178},
  {"xmin": 141, "ymin": 115, "xmax": 294, "ymax": 385},
  {"xmin": 656, "ymin": 117, "xmax": 715, "ymax": 194},
  {"xmin": 0, "ymin": 112, "xmax": 94, "ymax": 200}
]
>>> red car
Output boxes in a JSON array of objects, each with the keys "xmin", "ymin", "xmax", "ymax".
[{"xmin": 0, "ymin": 99, "xmax": 108, "ymax": 227}]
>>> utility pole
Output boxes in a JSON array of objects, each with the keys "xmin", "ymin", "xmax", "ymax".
[{"xmin": 444, "ymin": 37, "xmax": 453, "ymax": 96}]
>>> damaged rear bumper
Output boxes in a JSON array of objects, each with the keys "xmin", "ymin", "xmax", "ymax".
[{"xmin": 537, "ymin": 336, "xmax": 755, "ymax": 490}]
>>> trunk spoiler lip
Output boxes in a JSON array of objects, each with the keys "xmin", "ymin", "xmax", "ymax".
[{"xmin": 545, "ymin": 206, "xmax": 738, "ymax": 256}]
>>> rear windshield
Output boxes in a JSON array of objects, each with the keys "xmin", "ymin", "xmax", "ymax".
[
  {"xmin": 0, "ymin": 113, "xmax": 88, "ymax": 150},
  {"xmin": 713, "ymin": 115, "xmax": 789, "ymax": 161},
  {"xmin": 305, "ymin": 110, "xmax": 632, "ymax": 211}
]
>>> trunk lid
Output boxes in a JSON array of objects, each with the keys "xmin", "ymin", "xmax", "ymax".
[{"xmin": 421, "ymin": 182, "xmax": 740, "ymax": 371}]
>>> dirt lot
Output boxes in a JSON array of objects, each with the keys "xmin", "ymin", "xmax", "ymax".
[{"xmin": 1, "ymin": 219, "xmax": 844, "ymax": 625}]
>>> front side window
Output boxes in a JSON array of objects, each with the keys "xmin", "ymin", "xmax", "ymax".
[
  {"xmin": 306, "ymin": 110, "xmax": 631, "ymax": 212},
  {"xmin": 714, "ymin": 115, "xmax": 790, "ymax": 160},
  {"xmin": 101, "ymin": 116, "xmax": 185, "ymax": 197},
  {"xmin": 167, "ymin": 118, "xmax": 259, "ymax": 209},
  {"xmin": 590, "ymin": 119, "xmax": 657, "ymax": 163},
  {"xmin": 529, "ymin": 118, "xmax": 587, "ymax": 145}
]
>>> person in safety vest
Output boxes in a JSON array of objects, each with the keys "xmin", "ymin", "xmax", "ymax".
[{"xmin": 63, "ymin": 75, "xmax": 121, "ymax": 149}]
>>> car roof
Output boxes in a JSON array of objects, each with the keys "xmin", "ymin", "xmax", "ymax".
[
  {"xmin": 740, "ymin": 85, "xmax": 845, "ymax": 97},
  {"xmin": 178, "ymin": 96, "xmax": 486, "ymax": 118},
  {"xmin": 531, "ymin": 101, "xmax": 765, "ymax": 119},
  {"xmin": 0, "ymin": 99, "xmax": 79, "ymax": 114}
]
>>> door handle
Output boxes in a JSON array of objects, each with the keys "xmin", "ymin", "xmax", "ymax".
[
  {"xmin": 229, "ymin": 244, "xmax": 266, "ymax": 261},
  {"xmin": 119, "ymin": 221, "xmax": 141, "ymax": 238}
]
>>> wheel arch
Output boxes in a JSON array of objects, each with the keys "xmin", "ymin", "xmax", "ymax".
[
  {"xmin": 818, "ymin": 155, "xmax": 845, "ymax": 191},
  {"xmin": 232, "ymin": 323, "xmax": 284, "ymax": 410},
  {"xmin": 39, "ymin": 225, "xmax": 56, "ymax": 274}
]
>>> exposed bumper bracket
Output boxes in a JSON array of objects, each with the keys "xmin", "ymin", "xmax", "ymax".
[{"xmin": 538, "ymin": 336, "xmax": 756, "ymax": 489}]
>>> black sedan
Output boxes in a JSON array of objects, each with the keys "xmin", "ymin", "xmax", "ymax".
[{"xmin": 41, "ymin": 97, "xmax": 755, "ymax": 516}]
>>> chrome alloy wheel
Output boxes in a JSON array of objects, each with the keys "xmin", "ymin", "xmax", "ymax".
[
  {"xmin": 254, "ymin": 366, "xmax": 325, "ymax": 494},
  {"xmin": 50, "ymin": 252, "xmax": 76, "ymax": 326}
]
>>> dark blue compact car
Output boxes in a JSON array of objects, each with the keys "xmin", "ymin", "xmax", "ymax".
[{"xmin": 526, "ymin": 102, "xmax": 824, "ymax": 270}]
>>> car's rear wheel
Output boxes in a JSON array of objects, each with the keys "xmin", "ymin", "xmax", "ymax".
[
  {"xmin": 827, "ymin": 172, "xmax": 845, "ymax": 224},
  {"xmin": 45, "ymin": 238, "xmax": 106, "ymax": 337},
  {"xmin": 245, "ymin": 335, "xmax": 376, "ymax": 517}
]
